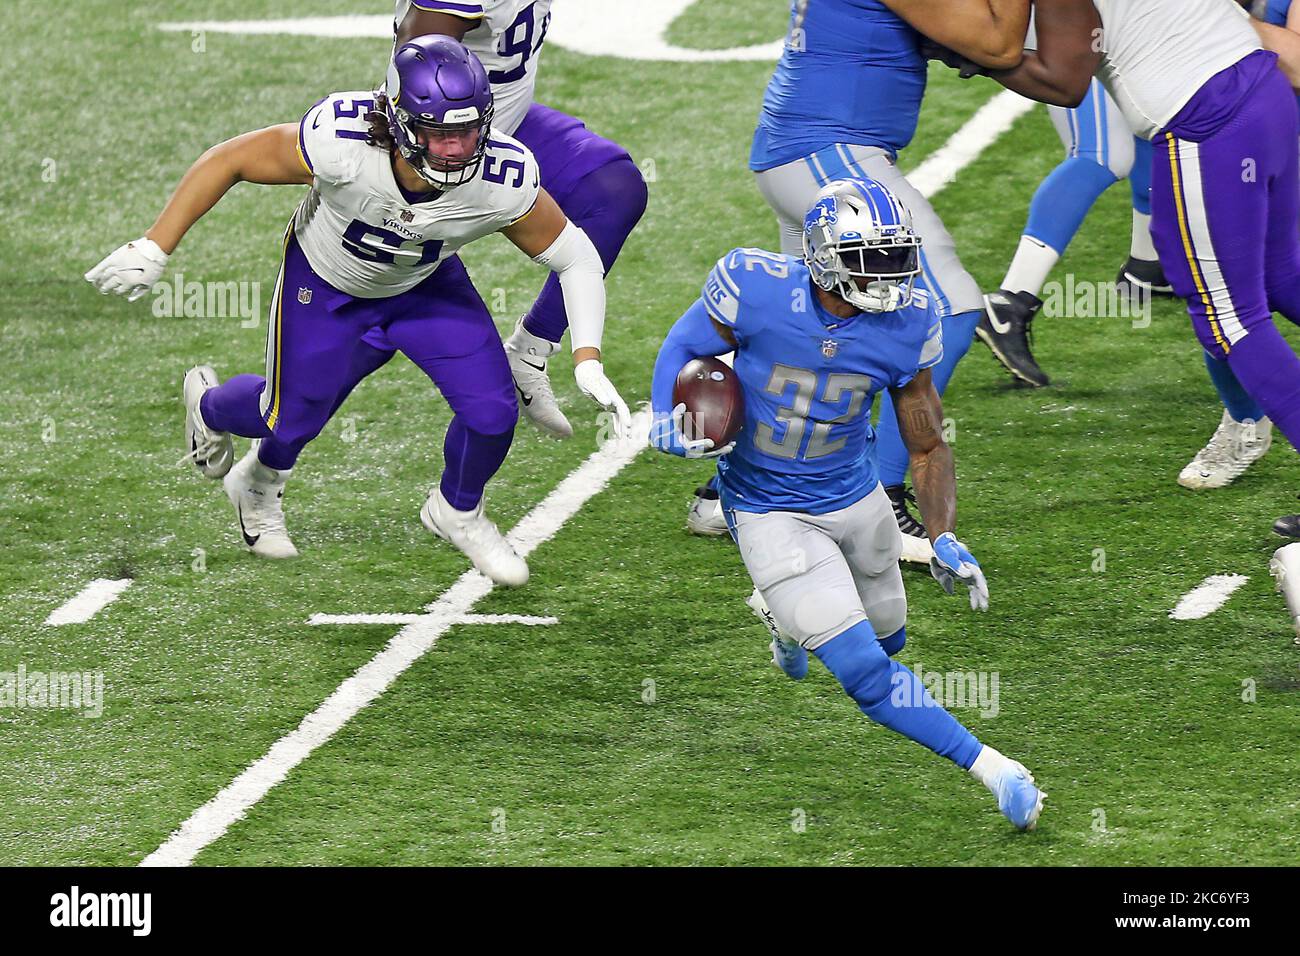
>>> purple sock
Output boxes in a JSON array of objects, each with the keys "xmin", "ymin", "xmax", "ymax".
[
  {"xmin": 439, "ymin": 418, "xmax": 515, "ymax": 511},
  {"xmin": 1225, "ymin": 325, "xmax": 1300, "ymax": 448},
  {"xmin": 199, "ymin": 374, "xmax": 273, "ymax": 439},
  {"xmin": 522, "ymin": 159, "xmax": 648, "ymax": 342}
]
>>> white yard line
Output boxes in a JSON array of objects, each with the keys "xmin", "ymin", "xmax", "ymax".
[
  {"xmin": 44, "ymin": 579, "xmax": 132, "ymax": 626},
  {"xmin": 141, "ymin": 416, "xmax": 648, "ymax": 867},
  {"xmin": 908, "ymin": 91, "xmax": 1038, "ymax": 199},
  {"xmin": 1169, "ymin": 575, "xmax": 1250, "ymax": 621},
  {"xmin": 307, "ymin": 612, "xmax": 559, "ymax": 626},
  {"xmin": 140, "ymin": 87, "xmax": 1037, "ymax": 867}
]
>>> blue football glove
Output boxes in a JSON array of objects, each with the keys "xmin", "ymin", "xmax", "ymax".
[
  {"xmin": 929, "ymin": 532, "xmax": 990, "ymax": 611},
  {"xmin": 648, "ymin": 403, "xmax": 736, "ymax": 459}
]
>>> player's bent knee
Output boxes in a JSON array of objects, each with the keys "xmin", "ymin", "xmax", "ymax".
[
  {"xmin": 866, "ymin": 597, "xmax": 907, "ymax": 643},
  {"xmin": 586, "ymin": 159, "xmax": 649, "ymax": 238},
  {"xmin": 462, "ymin": 395, "xmax": 519, "ymax": 437},
  {"xmin": 611, "ymin": 160, "xmax": 650, "ymax": 224},
  {"xmin": 270, "ymin": 396, "xmax": 336, "ymax": 449},
  {"xmin": 878, "ymin": 626, "xmax": 906, "ymax": 657}
]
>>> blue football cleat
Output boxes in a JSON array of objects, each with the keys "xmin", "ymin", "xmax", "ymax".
[
  {"xmin": 769, "ymin": 635, "xmax": 809, "ymax": 681},
  {"xmin": 993, "ymin": 760, "xmax": 1045, "ymax": 831}
]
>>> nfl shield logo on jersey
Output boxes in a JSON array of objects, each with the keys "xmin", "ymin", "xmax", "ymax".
[
  {"xmin": 400, "ymin": 209, "xmax": 414, "ymax": 223},
  {"xmin": 298, "ymin": 287, "xmax": 313, "ymax": 305},
  {"xmin": 821, "ymin": 338, "xmax": 838, "ymax": 360}
]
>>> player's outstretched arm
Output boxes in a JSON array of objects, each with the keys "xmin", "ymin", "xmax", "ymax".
[
  {"xmin": 503, "ymin": 189, "xmax": 631, "ymax": 435},
  {"xmin": 881, "ymin": 0, "xmax": 1030, "ymax": 71},
  {"xmin": 85, "ymin": 124, "xmax": 312, "ymax": 300},
  {"xmin": 988, "ymin": 0, "xmax": 1102, "ymax": 107},
  {"xmin": 892, "ymin": 370, "xmax": 989, "ymax": 610},
  {"xmin": 648, "ymin": 299, "xmax": 738, "ymax": 457},
  {"xmin": 147, "ymin": 124, "xmax": 312, "ymax": 255}
]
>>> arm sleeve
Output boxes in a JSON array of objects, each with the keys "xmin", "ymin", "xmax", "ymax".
[
  {"xmin": 531, "ymin": 220, "xmax": 606, "ymax": 352},
  {"xmin": 650, "ymin": 298, "xmax": 736, "ymax": 418}
]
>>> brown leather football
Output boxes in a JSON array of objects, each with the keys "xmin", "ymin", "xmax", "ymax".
[{"xmin": 672, "ymin": 357, "xmax": 745, "ymax": 447}]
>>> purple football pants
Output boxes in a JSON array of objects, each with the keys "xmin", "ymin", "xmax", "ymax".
[
  {"xmin": 199, "ymin": 235, "xmax": 517, "ymax": 511},
  {"xmin": 1150, "ymin": 51, "xmax": 1300, "ymax": 448}
]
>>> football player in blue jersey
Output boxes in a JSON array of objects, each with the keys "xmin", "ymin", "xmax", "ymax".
[
  {"xmin": 687, "ymin": 0, "xmax": 1031, "ymax": 565},
  {"xmin": 649, "ymin": 178, "xmax": 1045, "ymax": 831}
]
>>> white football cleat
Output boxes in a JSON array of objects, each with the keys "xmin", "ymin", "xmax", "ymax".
[
  {"xmin": 421, "ymin": 488, "xmax": 529, "ymax": 587},
  {"xmin": 1178, "ymin": 410, "xmax": 1272, "ymax": 490},
  {"xmin": 223, "ymin": 445, "xmax": 299, "ymax": 559},
  {"xmin": 504, "ymin": 318, "xmax": 573, "ymax": 440},
  {"xmin": 181, "ymin": 365, "xmax": 234, "ymax": 479},
  {"xmin": 686, "ymin": 484, "xmax": 729, "ymax": 537},
  {"xmin": 1270, "ymin": 542, "xmax": 1300, "ymax": 644}
]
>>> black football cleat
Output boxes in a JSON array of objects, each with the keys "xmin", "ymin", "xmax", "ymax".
[
  {"xmin": 978, "ymin": 290, "xmax": 1050, "ymax": 387},
  {"xmin": 1274, "ymin": 501, "xmax": 1300, "ymax": 540},
  {"xmin": 1115, "ymin": 256, "xmax": 1175, "ymax": 301},
  {"xmin": 885, "ymin": 484, "xmax": 934, "ymax": 564}
]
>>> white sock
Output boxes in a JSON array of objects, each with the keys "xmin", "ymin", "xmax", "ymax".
[
  {"xmin": 1130, "ymin": 210, "xmax": 1157, "ymax": 261},
  {"xmin": 968, "ymin": 744, "xmax": 1011, "ymax": 791},
  {"xmin": 1001, "ymin": 235, "xmax": 1060, "ymax": 298},
  {"xmin": 507, "ymin": 319, "xmax": 561, "ymax": 358}
]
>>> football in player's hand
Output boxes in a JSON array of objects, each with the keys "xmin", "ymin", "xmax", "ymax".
[{"xmin": 673, "ymin": 357, "xmax": 745, "ymax": 447}]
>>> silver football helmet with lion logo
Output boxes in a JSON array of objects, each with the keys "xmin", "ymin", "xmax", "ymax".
[{"xmin": 802, "ymin": 178, "xmax": 923, "ymax": 313}]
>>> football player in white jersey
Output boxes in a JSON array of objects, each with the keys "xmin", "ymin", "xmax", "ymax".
[
  {"xmin": 332, "ymin": 1, "xmax": 649, "ymax": 441},
  {"xmin": 85, "ymin": 37, "xmax": 629, "ymax": 586},
  {"xmin": 990, "ymin": 1, "xmax": 1300, "ymax": 541}
]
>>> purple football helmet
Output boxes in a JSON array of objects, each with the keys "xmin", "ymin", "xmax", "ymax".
[{"xmin": 385, "ymin": 35, "xmax": 494, "ymax": 189}]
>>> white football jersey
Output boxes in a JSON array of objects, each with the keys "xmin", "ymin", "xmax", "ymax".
[
  {"xmin": 394, "ymin": 0, "xmax": 553, "ymax": 135},
  {"xmin": 293, "ymin": 91, "xmax": 540, "ymax": 299},
  {"xmin": 1092, "ymin": 0, "xmax": 1260, "ymax": 139}
]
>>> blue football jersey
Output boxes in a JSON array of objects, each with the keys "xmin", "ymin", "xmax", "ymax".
[
  {"xmin": 750, "ymin": 0, "xmax": 927, "ymax": 172},
  {"xmin": 703, "ymin": 248, "xmax": 942, "ymax": 515}
]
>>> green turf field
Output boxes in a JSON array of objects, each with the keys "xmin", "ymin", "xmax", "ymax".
[{"xmin": 2, "ymin": 0, "xmax": 1298, "ymax": 866}]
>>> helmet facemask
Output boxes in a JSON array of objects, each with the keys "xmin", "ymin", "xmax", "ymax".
[
  {"xmin": 385, "ymin": 59, "xmax": 494, "ymax": 190},
  {"xmin": 809, "ymin": 233, "xmax": 922, "ymax": 313},
  {"xmin": 803, "ymin": 181, "xmax": 924, "ymax": 314}
]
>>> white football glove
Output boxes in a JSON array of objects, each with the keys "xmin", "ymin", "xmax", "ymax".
[
  {"xmin": 574, "ymin": 358, "xmax": 631, "ymax": 437},
  {"xmin": 85, "ymin": 237, "xmax": 168, "ymax": 302}
]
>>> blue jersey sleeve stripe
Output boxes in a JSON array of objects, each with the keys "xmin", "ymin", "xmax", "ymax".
[
  {"xmin": 918, "ymin": 320, "xmax": 944, "ymax": 370},
  {"xmin": 703, "ymin": 263, "xmax": 742, "ymax": 325},
  {"xmin": 715, "ymin": 258, "xmax": 742, "ymax": 296}
]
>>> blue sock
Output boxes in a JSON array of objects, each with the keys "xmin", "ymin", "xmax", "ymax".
[
  {"xmin": 1024, "ymin": 156, "xmax": 1119, "ymax": 253},
  {"xmin": 1204, "ymin": 351, "xmax": 1264, "ymax": 422},
  {"xmin": 1130, "ymin": 137, "xmax": 1153, "ymax": 216},
  {"xmin": 878, "ymin": 626, "xmax": 906, "ymax": 657},
  {"xmin": 875, "ymin": 309, "xmax": 980, "ymax": 487},
  {"xmin": 813, "ymin": 621, "xmax": 982, "ymax": 769}
]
